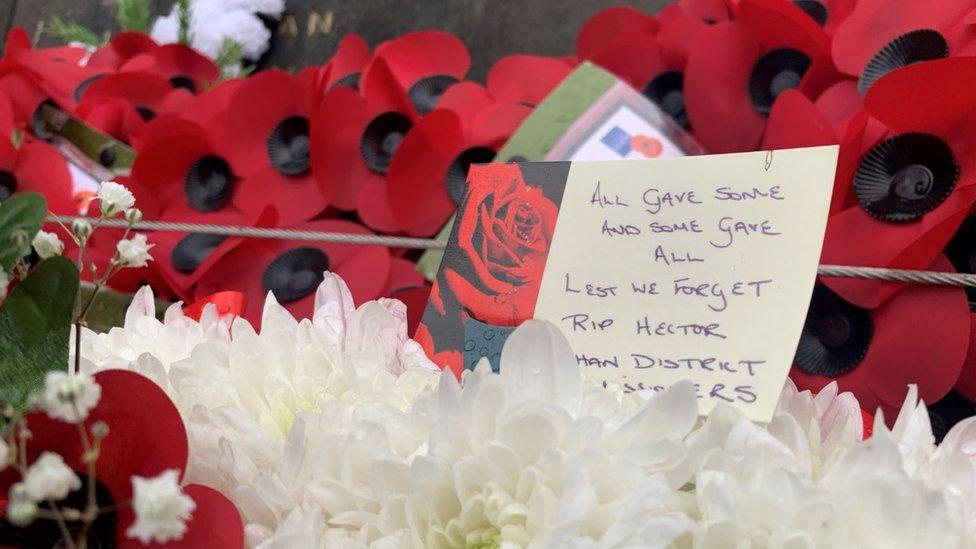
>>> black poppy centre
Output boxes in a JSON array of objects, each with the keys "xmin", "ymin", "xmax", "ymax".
[
  {"xmin": 262, "ymin": 247, "xmax": 331, "ymax": 302},
  {"xmin": 792, "ymin": 0, "xmax": 828, "ymax": 27},
  {"xmin": 360, "ymin": 112, "xmax": 413, "ymax": 174},
  {"xmin": 853, "ymin": 133, "xmax": 958, "ymax": 222},
  {"xmin": 748, "ymin": 48, "xmax": 811, "ymax": 115},
  {"xmin": 172, "ymin": 233, "xmax": 229, "ymax": 273},
  {"xmin": 169, "ymin": 75, "xmax": 197, "ymax": 93},
  {"xmin": 0, "ymin": 170, "xmax": 17, "ymax": 201},
  {"xmin": 408, "ymin": 74, "xmax": 459, "ymax": 115},
  {"xmin": 858, "ymin": 29, "xmax": 948, "ymax": 94},
  {"xmin": 445, "ymin": 147, "xmax": 496, "ymax": 206},
  {"xmin": 645, "ymin": 71, "xmax": 690, "ymax": 130},
  {"xmin": 185, "ymin": 155, "xmax": 234, "ymax": 212},
  {"xmin": 267, "ymin": 115, "xmax": 311, "ymax": 175},
  {"xmin": 794, "ymin": 285, "xmax": 874, "ymax": 377}
]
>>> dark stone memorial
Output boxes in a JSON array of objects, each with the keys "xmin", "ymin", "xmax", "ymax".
[{"xmin": 3, "ymin": 0, "xmax": 670, "ymax": 79}]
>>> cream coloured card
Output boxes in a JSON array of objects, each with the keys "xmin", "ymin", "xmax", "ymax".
[{"xmin": 533, "ymin": 147, "xmax": 837, "ymax": 420}]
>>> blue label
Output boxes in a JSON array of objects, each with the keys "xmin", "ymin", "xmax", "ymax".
[{"xmin": 600, "ymin": 126, "xmax": 632, "ymax": 157}]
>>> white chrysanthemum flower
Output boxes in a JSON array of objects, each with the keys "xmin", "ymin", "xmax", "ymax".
[
  {"xmin": 22, "ymin": 452, "xmax": 81, "ymax": 502},
  {"xmin": 5, "ymin": 483, "xmax": 39, "ymax": 526},
  {"xmin": 96, "ymin": 180, "xmax": 135, "ymax": 217},
  {"xmin": 40, "ymin": 371, "xmax": 101, "ymax": 423},
  {"xmin": 81, "ymin": 273, "xmax": 440, "ymax": 544},
  {"xmin": 31, "ymin": 230, "xmax": 64, "ymax": 259},
  {"xmin": 127, "ymin": 469, "xmax": 197, "ymax": 543},
  {"xmin": 116, "ymin": 233, "xmax": 154, "ymax": 267}
]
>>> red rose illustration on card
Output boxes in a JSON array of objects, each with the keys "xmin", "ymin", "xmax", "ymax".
[{"xmin": 419, "ymin": 162, "xmax": 570, "ymax": 375}]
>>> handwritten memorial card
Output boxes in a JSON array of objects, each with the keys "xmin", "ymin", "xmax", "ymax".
[{"xmin": 420, "ymin": 146, "xmax": 838, "ymax": 421}]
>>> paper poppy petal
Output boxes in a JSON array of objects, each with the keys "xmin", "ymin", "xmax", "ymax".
[
  {"xmin": 860, "ymin": 259, "xmax": 970, "ymax": 407},
  {"xmin": 121, "ymin": 43, "xmax": 219, "ymax": 93},
  {"xmin": 22, "ymin": 370, "xmax": 188, "ymax": 502},
  {"xmin": 437, "ymin": 82, "xmax": 493, "ymax": 131},
  {"xmin": 684, "ymin": 21, "xmax": 765, "ymax": 152},
  {"xmin": 956, "ymin": 312, "xmax": 976, "ymax": 401},
  {"xmin": 81, "ymin": 72, "xmax": 174, "ymax": 111},
  {"xmin": 832, "ymin": 0, "xmax": 975, "ymax": 77},
  {"xmin": 384, "ymin": 257, "xmax": 426, "ymax": 291},
  {"xmin": 183, "ymin": 291, "xmax": 247, "ymax": 321},
  {"xmin": 760, "ymin": 89, "xmax": 837, "ymax": 149},
  {"xmin": 657, "ymin": 5, "xmax": 710, "ymax": 69},
  {"xmin": 822, "ymin": 185, "xmax": 976, "ymax": 308},
  {"xmin": 369, "ymin": 30, "xmax": 470, "ymax": 92},
  {"xmin": 576, "ymin": 6, "xmax": 659, "ymax": 60},
  {"xmin": 387, "ymin": 110, "xmax": 467, "ymax": 236},
  {"xmin": 472, "ymin": 102, "xmax": 531, "ymax": 148},
  {"xmin": 132, "ymin": 123, "xmax": 215, "ymax": 204},
  {"xmin": 0, "ymin": 67, "xmax": 47, "ymax": 126},
  {"xmin": 322, "ymin": 33, "xmax": 371, "ymax": 90},
  {"xmin": 588, "ymin": 34, "xmax": 666, "ymax": 90},
  {"xmin": 814, "ymin": 79, "xmax": 861, "ymax": 135},
  {"xmin": 233, "ymin": 166, "xmax": 328, "ymax": 227},
  {"xmin": 309, "ymin": 86, "xmax": 378, "ymax": 211},
  {"xmin": 12, "ymin": 140, "xmax": 76, "ymax": 214},
  {"xmin": 357, "ymin": 175, "xmax": 402, "ymax": 233},
  {"xmin": 864, "ymin": 57, "xmax": 976, "ymax": 135},
  {"xmin": 680, "ymin": 0, "xmax": 733, "ymax": 24},
  {"xmin": 218, "ymin": 70, "xmax": 312, "ymax": 177},
  {"xmin": 180, "ymin": 78, "xmax": 243, "ymax": 127},
  {"xmin": 486, "ymin": 55, "xmax": 574, "ymax": 107},
  {"xmin": 116, "ymin": 484, "xmax": 244, "ymax": 549},
  {"xmin": 386, "ymin": 285, "xmax": 431, "ymax": 338},
  {"xmin": 740, "ymin": 0, "xmax": 831, "ymax": 55},
  {"xmin": 360, "ymin": 56, "xmax": 418, "ymax": 118}
]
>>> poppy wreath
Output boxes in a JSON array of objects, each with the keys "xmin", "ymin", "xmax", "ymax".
[{"xmin": 5, "ymin": 0, "xmax": 976, "ymax": 437}]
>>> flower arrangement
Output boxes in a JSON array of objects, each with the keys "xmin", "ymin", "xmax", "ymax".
[{"xmin": 75, "ymin": 279, "xmax": 976, "ymax": 546}]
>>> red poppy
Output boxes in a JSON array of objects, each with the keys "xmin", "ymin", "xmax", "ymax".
[
  {"xmin": 145, "ymin": 204, "xmax": 249, "ymax": 302},
  {"xmin": 76, "ymin": 73, "xmax": 193, "ymax": 143},
  {"xmin": 790, "ymin": 257, "xmax": 970, "ymax": 416},
  {"xmin": 87, "ymin": 32, "xmax": 159, "ymax": 71},
  {"xmin": 215, "ymin": 70, "xmax": 329, "ymax": 226},
  {"xmin": 0, "ymin": 137, "xmax": 75, "ymax": 214},
  {"xmin": 576, "ymin": 6, "xmax": 659, "ymax": 86},
  {"xmin": 192, "ymin": 220, "xmax": 391, "ymax": 328},
  {"xmin": 0, "ymin": 369, "xmax": 244, "ymax": 547},
  {"xmin": 309, "ymin": 58, "xmax": 418, "ymax": 232},
  {"xmin": 179, "ymin": 78, "xmax": 243, "ymax": 127},
  {"xmin": 311, "ymin": 33, "xmax": 371, "ymax": 96},
  {"xmin": 778, "ymin": 0, "xmax": 857, "ymax": 35},
  {"xmin": 363, "ymin": 30, "xmax": 470, "ymax": 116},
  {"xmin": 119, "ymin": 43, "xmax": 220, "ymax": 94},
  {"xmin": 759, "ymin": 89, "xmax": 837, "ymax": 150},
  {"xmin": 183, "ymin": 290, "xmax": 247, "ymax": 322},
  {"xmin": 486, "ymin": 55, "xmax": 575, "ymax": 108},
  {"xmin": 132, "ymin": 120, "xmax": 245, "ymax": 220},
  {"xmin": 386, "ymin": 83, "xmax": 531, "ymax": 237},
  {"xmin": 0, "ymin": 64, "xmax": 49, "ymax": 127},
  {"xmin": 821, "ymin": 57, "xmax": 976, "ymax": 308},
  {"xmin": 684, "ymin": 0, "xmax": 836, "ymax": 152},
  {"xmin": 2, "ymin": 28, "xmax": 109, "ymax": 112},
  {"xmin": 832, "ymin": 0, "xmax": 976, "ymax": 94}
]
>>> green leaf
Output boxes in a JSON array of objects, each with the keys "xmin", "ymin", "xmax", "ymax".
[
  {"xmin": 114, "ymin": 0, "xmax": 152, "ymax": 32},
  {"xmin": 0, "ymin": 192, "xmax": 47, "ymax": 272},
  {"xmin": 0, "ymin": 256, "xmax": 79, "ymax": 407},
  {"xmin": 46, "ymin": 16, "xmax": 101, "ymax": 47},
  {"xmin": 177, "ymin": 0, "xmax": 193, "ymax": 45}
]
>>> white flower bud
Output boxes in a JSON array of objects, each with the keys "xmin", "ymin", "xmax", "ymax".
[
  {"xmin": 97, "ymin": 181, "xmax": 135, "ymax": 217},
  {"xmin": 0, "ymin": 436, "xmax": 9, "ymax": 470},
  {"xmin": 23, "ymin": 452, "xmax": 81, "ymax": 502},
  {"xmin": 126, "ymin": 470, "xmax": 196, "ymax": 544},
  {"xmin": 31, "ymin": 230, "xmax": 64, "ymax": 259},
  {"xmin": 0, "ymin": 267, "xmax": 9, "ymax": 303},
  {"xmin": 5, "ymin": 484, "xmax": 38, "ymax": 527},
  {"xmin": 116, "ymin": 234, "xmax": 154, "ymax": 268},
  {"xmin": 91, "ymin": 420, "xmax": 109, "ymax": 439},
  {"xmin": 40, "ymin": 371, "xmax": 101, "ymax": 423},
  {"xmin": 124, "ymin": 207, "xmax": 143, "ymax": 225},
  {"xmin": 72, "ymin": 218, "xmax": 93, "ymax": 243}
]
